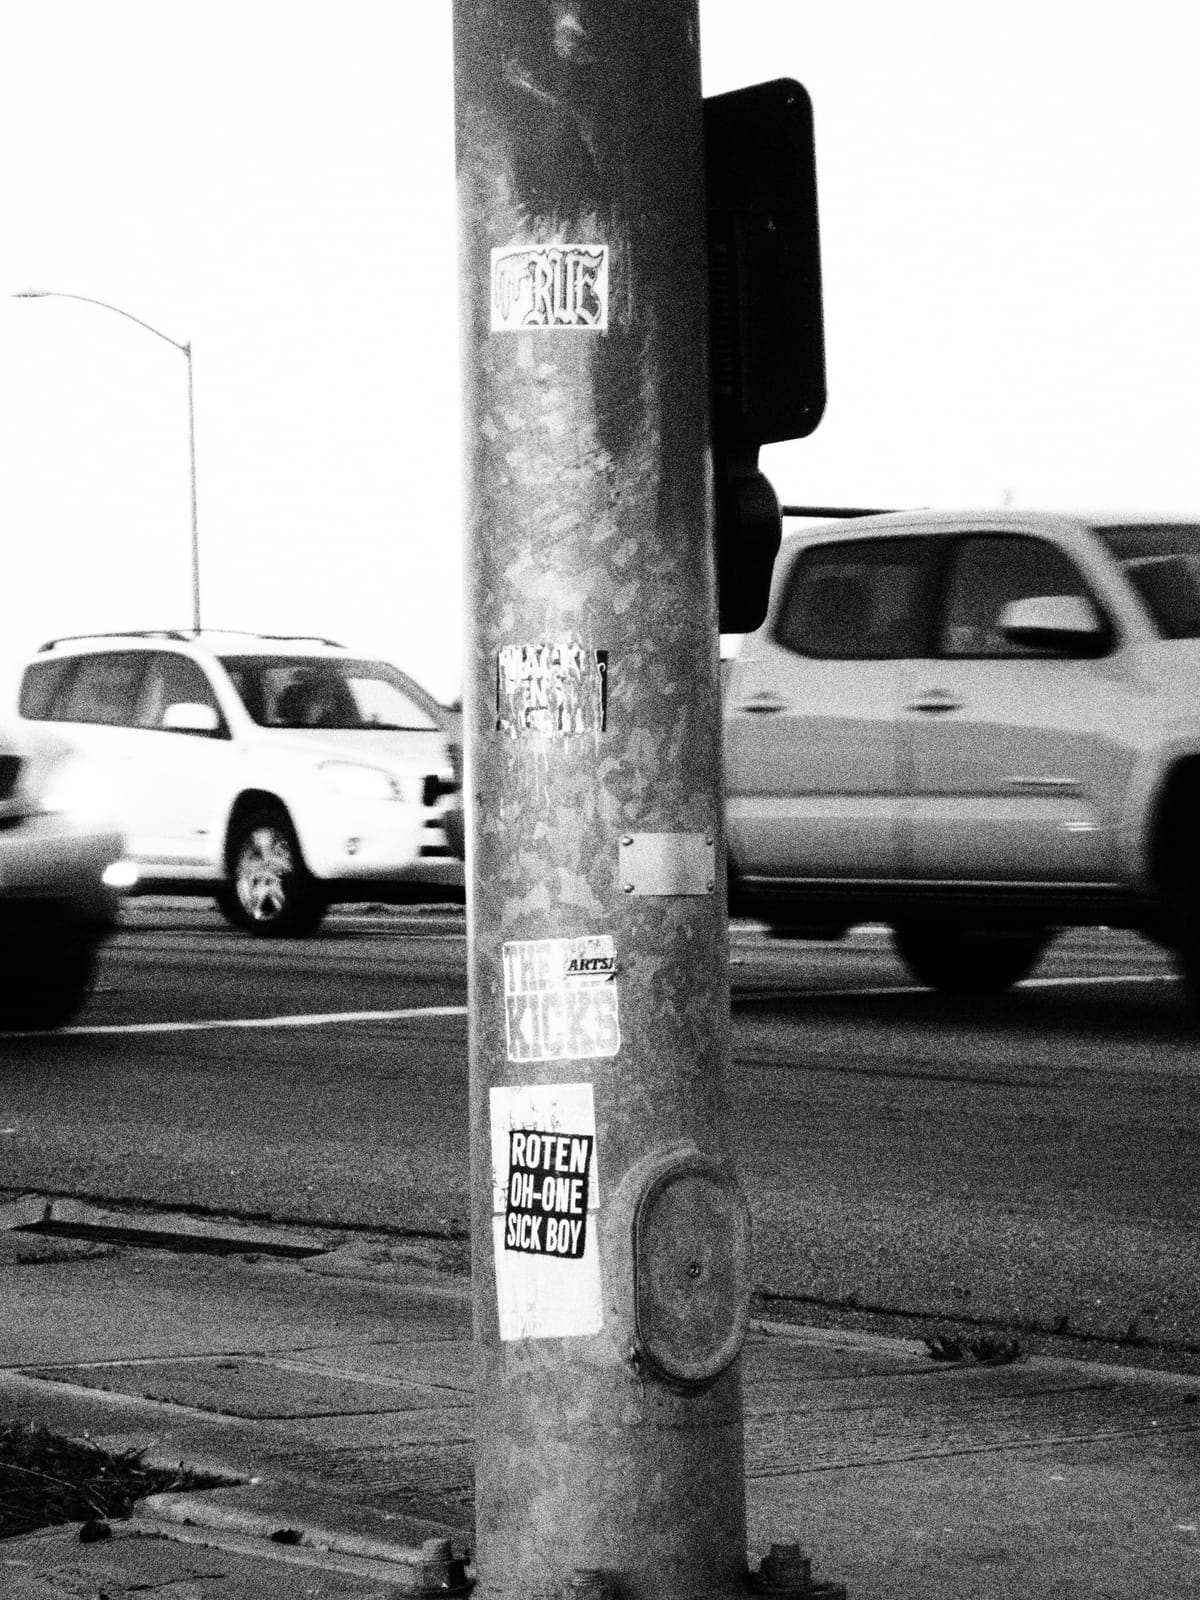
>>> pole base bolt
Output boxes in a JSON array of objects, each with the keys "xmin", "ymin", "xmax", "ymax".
[
  {"xmin": 570, "ymin": 1568, "xmax": 619, "ymax": 1598},
  {"xmin": 415, "ymin": 1536, "xmax": 471, "ymax": 1595},
  {"xmin": 751, "ymin": 1542, "xmax": 847, "ymax": 1599}
]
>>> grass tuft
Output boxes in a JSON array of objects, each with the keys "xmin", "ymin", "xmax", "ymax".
[{"xmin": 0, "ymin": 1420, "xmax": 232, "ymax": 1540}]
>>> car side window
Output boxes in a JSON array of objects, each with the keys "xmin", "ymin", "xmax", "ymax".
[
  {"xmin": 133, "ymin": 653, "xmax": 226, "ymax": 735},
  {"xmin": 348, "ymin": 676, "xmax": 438, "ymax": 731},
  {"xmin": 939, "ymin": 536, "xmax": 1095, "ymax": 657},
  {"xmin": 1124, "ymin": 555, "xmax": 1200, "ymax": 639},
  {"xmin": 774, "ymin": 538, "xmax": 933, "ymax": 660},
  {"xmin": 55, "ymin": 651, "xmax": 152, "ymax": 726}
]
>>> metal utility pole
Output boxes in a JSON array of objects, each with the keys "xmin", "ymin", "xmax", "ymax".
[{"xmin": 453, "ymin": 3, "xmax": 755, "ymax": 1596}]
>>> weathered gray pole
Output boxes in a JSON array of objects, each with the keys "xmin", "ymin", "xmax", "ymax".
[{"xmin": 453, "ymin": 3, "xmax": 752, "ymax": 1596}]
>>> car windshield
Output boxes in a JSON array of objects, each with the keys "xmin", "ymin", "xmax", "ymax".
[
  {"xmin": 219, "ymin": 655, "xmax": 440, "ymax": 731},
  {"xmin": 1091, "ymin": 523, "xmax": 1200, "ymax": 640}
]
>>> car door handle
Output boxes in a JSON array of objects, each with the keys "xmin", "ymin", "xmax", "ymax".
[
  {"xmin": 1008, "ymin": 775, "xmax": 1082, "ymax": 794},
  {"xmin": 906, "ymin": 689, "xmax": 963, "ymax": 714},
  {"xmin": 736, "ymin": 693, "xmax": 787, "ymax": 715}
]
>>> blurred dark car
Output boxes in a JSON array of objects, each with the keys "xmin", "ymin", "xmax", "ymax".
[
  {"xmin": 438, "ymin": 696, "xmax": 464, "ymax": 860},
  {"xmin": 0, "ymin": 720, "xmax": 130, "ymax": 1029}
]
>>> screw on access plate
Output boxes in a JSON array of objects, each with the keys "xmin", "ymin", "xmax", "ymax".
[
  {"xmin": 750, "ymin": 1542, "xmax": 847, "ymax": 1599},
  {"xmin": 570, "ymin": 1569, "xmax": 618, "ymax": 1599}
]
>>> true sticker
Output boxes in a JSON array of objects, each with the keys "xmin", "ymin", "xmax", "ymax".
[
  {"xmin": 491, "ymin": 243, "xmax": 609, "ymax": 332},
  {"xmin": 503, "ymin": 935, "xmax": 620, "ymax": 1063}
]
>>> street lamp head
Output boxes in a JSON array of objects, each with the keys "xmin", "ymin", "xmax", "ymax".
[{"xmin": 12, "ymin": 288, "xmax": 49, "ymax": 298}]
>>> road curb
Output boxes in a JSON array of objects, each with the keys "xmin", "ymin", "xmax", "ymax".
[
  {"xmin": 750, "ymin": 1316, "xmax": 930, "ymax": 1359},
  {"xmin": 138, "ymin": 1487, "xmax": 472, "ymax": 1587},
  {"xmin": 0, "ymin": 1195, "xmax": 473, "ymax": 1286},
  {"xmin": 108, "ymin": 1512, "xmax": 471, "ymax": 1593},
  {"xmin": 0, "ymin": 1194, "xmax": 332, "ymax": 1256}
]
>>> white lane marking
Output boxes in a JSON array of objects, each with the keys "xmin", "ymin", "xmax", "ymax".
[
  {"xmin": 36, "ymin": 972, "xmax": 1175, "ymax": 1038},
  {"xmin": 741, "ymin": 973, "xmax": 1173, "ymax": 1001},
  {"xmin": 1021, "ymin": 973, "xmax": 1172, "ymax": 989},
  {"xmin": 59, "ymin": 1005, "xmax": 468, "ymax": 1037}
]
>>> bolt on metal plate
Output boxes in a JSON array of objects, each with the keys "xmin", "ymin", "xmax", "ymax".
[
  {"xmin": 619, "ymin": 832, "xmax": 716, "ymax": 896},
  {"xmin": 751, "ymin": 1541, "xmax": 847, "ymax": 1599}
]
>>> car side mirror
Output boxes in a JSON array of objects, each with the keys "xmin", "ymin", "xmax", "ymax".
[
  {"xmin": 999, "ymin": 594, "xmax": 1107, "ymax": 655},
  {"xmin": 161, "ymin": 701, "xmax": 221, "ymax": 735}
]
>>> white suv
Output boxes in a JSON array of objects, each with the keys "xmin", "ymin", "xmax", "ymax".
[
  {"xmin": 725, "ymin": 510, "xmax": 1200, "ymax": 1004},
  {"xmin": 17, "ymin": 632, "xmax": 463, "ymax": 938}
]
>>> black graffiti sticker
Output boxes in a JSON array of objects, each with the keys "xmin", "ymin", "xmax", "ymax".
[
  {"xmin": 504, "ymin": 1129, "xmax": 594, "ymax": 1258},
  {"xmin": 503, "ymin": 935, "xmax": 620, "ymax": 1063},
  {"xmin": 491, "ymin": 243, "xmax": 609, "ymax": 332},
  {"xmin": 496, "ymin": 643, "xmax": 608, "ymax": 738}
]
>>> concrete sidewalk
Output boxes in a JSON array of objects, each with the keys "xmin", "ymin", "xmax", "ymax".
[{"xmin": 1, "ymin": 1198, "xmax": 1198, "ymax": 1598}]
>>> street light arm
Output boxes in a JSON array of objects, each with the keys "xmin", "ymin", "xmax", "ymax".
[
  {"xmin": 14, "ymin": 286, "xmax": 201, "ymax": 633},
  {"xmin": 12, "ymin": 289, "xmax": 188, "ymax": 354}
]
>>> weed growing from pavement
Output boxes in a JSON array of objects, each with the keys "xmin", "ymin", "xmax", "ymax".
[
  {"xmin": 925, "ymin": 1332, "xmax": 1024, "ymax": 1365},
  {"xmin": 0, "ymin": 1420, "xmax": 233, "ymax": 1539}
]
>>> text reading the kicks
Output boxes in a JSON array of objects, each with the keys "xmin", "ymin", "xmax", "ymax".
[{"xmin": 503, "ymin": 935, "xmax": 620, "ymax": 1063}]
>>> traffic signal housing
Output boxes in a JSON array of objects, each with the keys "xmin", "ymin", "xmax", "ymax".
[{"xmin": 705, "ymin": 78, "xmax": 826, "ymax": 632}]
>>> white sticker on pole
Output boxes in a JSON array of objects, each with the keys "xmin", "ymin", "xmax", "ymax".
[
  {"xmin": 490, "ymin": 1082, "xmax": 603, "ymax": 1341},
  {"xmin": 490, "ymin": 243, "xmax": 609, "ymax": 332},
  {"xmin": 503, "ymin": 935, "xmax": 620, "ymax": 1063}
]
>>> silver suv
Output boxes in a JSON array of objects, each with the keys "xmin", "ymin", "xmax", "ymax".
[
  {"xmin": 17, "ymin": 632, "xmax": 463, "ymax": 938},
  {"xmin": 725, "ymin": 510, "xmax": 1200, "ymax": 1002}
]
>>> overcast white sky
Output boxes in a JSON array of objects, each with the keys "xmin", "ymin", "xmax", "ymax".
[{"xmin": 2, "ymin": 1, "xmax": 1197, "ymax": 704}]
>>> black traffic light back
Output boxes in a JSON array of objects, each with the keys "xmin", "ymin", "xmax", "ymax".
[{"xmin": 705, "ymin": 79, "xmax": 825, "ymax": 632}]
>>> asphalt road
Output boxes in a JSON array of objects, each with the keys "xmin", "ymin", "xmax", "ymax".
[{"xmin": 2, "ymin": 901, "xmax": 1197, "ymax": 1371}]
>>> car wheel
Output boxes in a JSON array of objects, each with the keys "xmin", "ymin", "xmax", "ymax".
[
  {"xmin": 1167, "ymin": 832, "xmax": 1200, "ymax": 1012},
  {"xmin": 222, "ymin": 806, "xmax": 327, "ymax": 938},
  {"xmin": 891, "ymin": 921, "xmax": 1049, "ymax": 995},
  {"xmin": 0, "ymin": 925, "xmax": 98, "ymax": 1030}
]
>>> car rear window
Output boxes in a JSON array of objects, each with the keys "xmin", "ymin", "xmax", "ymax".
[
  {"xmin": 19, "ymin": 656, "xmax": 78, "ymax": 720},
  {"xmin": 774, "ymin": 537, "xmax": 935, "ymax": 659},
  {"xmin": 22, "ymin": 652, "xmax": 152, "ymax": 725}
]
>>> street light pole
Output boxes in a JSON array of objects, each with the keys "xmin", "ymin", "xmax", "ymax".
[
  {"xmin": 183, "ymin": 337, "xmax": 200, "ymax": 636},
  {"xmin": 13, "ymin": 288, "xmax": 202, "ymax": 634},
  {"xmin": 453, "ymin": 4, "xmax": 758, "ymax": 1595}
]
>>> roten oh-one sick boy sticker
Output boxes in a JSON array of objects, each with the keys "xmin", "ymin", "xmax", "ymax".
[
  {"xmin": 504, "ymin": 1128, "xmax": 594, "ymax": 1258},
  {"xmin": 488, "ymin": 1083, "xmax": 603, "ymax": 1342}
]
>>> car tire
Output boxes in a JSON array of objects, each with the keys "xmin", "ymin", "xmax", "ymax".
[
  {"xmin": 0, "ymin": 923, "xmax": 98, "ymax": 1031},
  {"xmin": 891, "ymin": 921, "xmax": 1048, "ymax": 995},
  {"xmin": 1167, "ymin": 831, "xmax": 1200, "ymax": 1013},
  {"xmin": 221, "ymin": 805, "xmax": 327, "ymax": 938}
]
